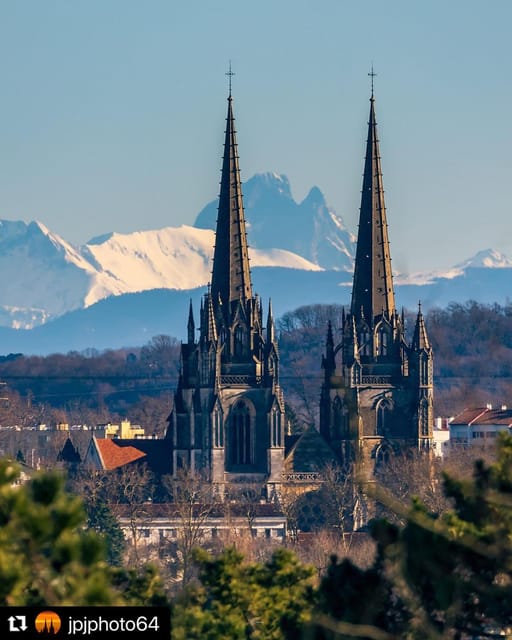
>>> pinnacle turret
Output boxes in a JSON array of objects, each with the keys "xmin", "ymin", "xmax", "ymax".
[
  {"xmin": 187, "ymin": 299, "xmax": 195, "ymax": 344},
  {"xmin": 412, "ymin": 302, "xmax": 430, "ymax": 351}
]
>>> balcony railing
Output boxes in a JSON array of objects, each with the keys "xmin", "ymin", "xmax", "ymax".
[{"xmin": 282, "ymin": 472, "xmax": 322, "ymax": 483}]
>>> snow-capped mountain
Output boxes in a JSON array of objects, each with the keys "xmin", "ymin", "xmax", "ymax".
[
  {"xmin": 0, "ymin": 183, "xmax": 325, "ymax": 331},
  {"xmin": 0, "ymin": 220, "xmax": 125, "ymax": 328},
  {"xmin": 82, "ymin": 224, "xmax": 321, "ymax": 296},
  {"xmin": 194, "ymin": 172, "xmax": 355, "ymax": 271},
  {"xmin": 1, "ymin": 172, "xmax": 512, "ymax": 354}
]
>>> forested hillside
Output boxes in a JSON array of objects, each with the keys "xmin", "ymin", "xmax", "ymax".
[{"xmin": 0, "ymin": 302, "xmax": 511, "ymax": 429}]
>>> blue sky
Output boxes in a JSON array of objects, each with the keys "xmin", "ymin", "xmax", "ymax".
[{"xmin": 0, "ymin": 0, "xmax": 510, "ymax": 272}]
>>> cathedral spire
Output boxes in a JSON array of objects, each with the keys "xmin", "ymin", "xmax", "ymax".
[
  {"xmin": 210, "ymin": 80, "xmax": 253, "ymax": 308},
  {"xmin": 351, "ymin": 84, "xmax": 395, "ymax": 324}
]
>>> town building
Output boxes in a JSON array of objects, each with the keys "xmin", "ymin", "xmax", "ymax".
[{"xmin": 449, "ymin": 405, "xmax": 512, "ymax": 447}]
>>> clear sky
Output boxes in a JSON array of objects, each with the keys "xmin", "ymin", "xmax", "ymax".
[{"xmin": 0, "ymin": 0, "xmax": 510, "ymax": 273}]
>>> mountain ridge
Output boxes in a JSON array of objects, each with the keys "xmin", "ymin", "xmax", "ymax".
[{"xmin": 0, "ymin": 172, "xmax": 510, "ymax": 353}]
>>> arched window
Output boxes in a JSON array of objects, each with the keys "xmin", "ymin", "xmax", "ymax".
[
  {"xmin": 358, "ymin": 326, "xmax": 371, "ymax": 356},
  {"xmin": 230, "ymin": 401, "xmax": 252, "ymax": 465},
  {"xmin": 420, "ymin": 353, "xmax": 430, "ymax": 385},
  {"xmin": 419, "ymin": 398, "xmax": 429, "ymax": 436},
  {"xmin": 234, "ymin": 325, "xmax": 245, "ymax": 358},
  {"xmin": 377, "ymin": 325, "xmax": 390, "ymax": 356},
  {"xmin": 212, "ymin": 409, "xmax": 223, "ymax": 448},
  {"xmin": 271, "ymin": 408, "xmax": 281, "ymax": 447},
  {"xmin": 376, "ymin": 398, "xmax": 393, "ymax": 436},
  {"xmin": 373, "ymin": 442, "xmax": 394, "ymax": 475}
]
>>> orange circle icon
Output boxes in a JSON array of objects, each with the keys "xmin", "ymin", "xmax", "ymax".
[{"xmin": 34, "ymin": 611, "xmax": 61, "ymax": 634}]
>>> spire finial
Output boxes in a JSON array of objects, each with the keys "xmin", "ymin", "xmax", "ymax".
[
  {"xmin": 368, "ymin": 65, "xmax": 376, "ymax": 97},
  {"xmin": 226, "ymin": 61, "xmax": 235, "ymax": 97}
]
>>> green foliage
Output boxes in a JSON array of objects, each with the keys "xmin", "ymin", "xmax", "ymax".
[
  {"xmin": 172, "ymin": 547, "xmax": 315, "ymax": 640},
  {"xmin": 0, "ymin": 459, "xmax": 168, "ymax": 607},
  {"xmin": 313, "ymin": 434, "xmax": 512, "ymax": 639},
  {"xmin": 86, "ymin": 499, "xmax": 126, "ymax": 566}
]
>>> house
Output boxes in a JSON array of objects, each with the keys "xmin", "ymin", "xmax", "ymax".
[{"xmin": 449, "ymin": 406, "xmax": 512, "ymax": 447}]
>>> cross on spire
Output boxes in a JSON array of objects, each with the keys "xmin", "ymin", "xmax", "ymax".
[
  {"xmin": 226, "ymin": 61, "xmax": 235, "ymax": 96},
  {"xmin": 368, "ymin": 65, "xmax": 377, "ymax": 96}
]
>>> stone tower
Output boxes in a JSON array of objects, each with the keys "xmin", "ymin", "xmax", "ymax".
[
  {"xmin": 319, "ymin": 87, "xmax": 434, "ymax": 481},
  {"xmin": 168, "ymin": 88, "xmax": 285, "ymax": 493}
]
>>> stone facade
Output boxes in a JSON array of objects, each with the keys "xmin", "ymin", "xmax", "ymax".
[
  {"xmin": 319, "ymin": 91, "xmax": 434, "ymax": 483},
  {"xmin": 167, "ymin": 91, "xmax": 285, "ymax": 494}
]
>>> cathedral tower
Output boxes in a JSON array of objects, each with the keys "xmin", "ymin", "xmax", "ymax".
[
  {"xmin": 319, "ymin": 84, "xmax": 434, "ymax": 480},
  {"xmin": 168, "ymin": 85, "xmax": 285, "ymax": 492}
]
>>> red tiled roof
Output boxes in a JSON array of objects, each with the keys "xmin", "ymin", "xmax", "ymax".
[
  {"xmin": 475, "ymin": 410, "xmax": 512, "ymax": 426},
  {"xmin": 95, "ymin": 438, "xmax": 146, "ymax": 470},
  {"xmin": 450, "ymin": 408, "xmax": 488, "ymax": 426}
]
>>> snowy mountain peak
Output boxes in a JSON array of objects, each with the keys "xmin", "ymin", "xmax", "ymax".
[
  {"xmin": 456, "ymin": 248, "xmax": 512, "ymax": 269},
  {"xmin": 253, "ymin": 172, "xmax": 292, "ymax": 198}
]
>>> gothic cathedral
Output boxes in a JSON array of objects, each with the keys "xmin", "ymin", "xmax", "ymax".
[
  {"xmin": 167, "ymin": 89, "xmax": 285, "ymax": 493},
  {"xmin": 319, "ymin": 88, "xmax": 434, "ymax": 480}
]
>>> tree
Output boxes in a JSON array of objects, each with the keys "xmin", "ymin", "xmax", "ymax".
[
  {"xmin": 312, "ymin": 434, "xmax": 512, "ymax": 639},
  {"xmin": 85, "ymin": 499, "xmax": 126, "ymax": 566},
  {"xmin": 0, "ymin": 459, "xmax": 167, "ymax": 606},
  {"xmin": 162, "ymin": 469, "xmax": 220, "ymax": 586},
  {"xmin": 172, "ymin": 546, "xmax": 315, "ymax": 640}
]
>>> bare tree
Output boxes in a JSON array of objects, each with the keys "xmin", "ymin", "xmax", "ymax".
[{"xmin": 161, "ymin": 468, "xmax": 220, "ymax": 585}]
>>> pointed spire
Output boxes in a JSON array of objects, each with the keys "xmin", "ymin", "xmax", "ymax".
[
  {"xmin": 323, "ymin": 320, "xmax": 336, "ymax": 372},
  {"xmin": 266, "ymin": 299, "xmax": 275, "ymax": 344},
  {"xmin": 412, "ymin": 301, "xmax": 430, "ymax": 350},
  {"xmin": 351, "ymin": 83, "xmax": 395, "ymax": 324},
  {"xmin": 187, "ymin": 299, "xmax": 195, "ymax": 344},
  {"xmin": 210, "ymin": 79, "xmax": 253, "ymax": 309}
]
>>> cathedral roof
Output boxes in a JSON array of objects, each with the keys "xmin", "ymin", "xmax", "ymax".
[
  {"xmin": 351, "ymin": 90, "xmax": 395, "ymax": 324},
  {"xmin": 210, "ymin": 91, "xmax": 253, "ymax": 308}
]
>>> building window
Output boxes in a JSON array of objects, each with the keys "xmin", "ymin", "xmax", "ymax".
[
  {"xmin": 271, "ymin": 409, "xmax": 281, "ymax": 447},
  {"xmin": 377, "ymin": 326, "xmax": 389, "ymax": 356},
  {"xmin": 376, "ymin": 399, "xmax": 393, "ymax": 436},
  {"xmin": 230, "ymin": 401, "xmax": 252, "ymax": 465},
  {"xmin": 234, "ymin": 325, "xmax": 245, "ymax": 358},
  {"xmin": 213, "ymin": 410, "xmax": 223, "ymax": 448}
]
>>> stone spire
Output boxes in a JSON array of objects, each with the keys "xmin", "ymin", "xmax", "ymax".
[
  {"xmin": 412, "ymin": 302, "xmax": 430, "ymax": 351},
  {"xmin": 210, "ymin": 90, "xmax": 252, "ymax": 309},
  {"xmin": 187, "ymin": 299, "xmax": 195, "ymax": 344},
  {"xmin": 351, "ymin": 90, "xmax": 395, "ymax": 324},
  {"xmin": 266, "ymin": 299, "xmax": 275, "ymax": 344}
]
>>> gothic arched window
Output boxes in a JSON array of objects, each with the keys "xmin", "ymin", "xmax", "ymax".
[
  {"xmin": 358, "ymin": 325, "xmax": 371, "ymax": 356},
  {"xmin": 420, "ymin": 353, "xmax": 430, "ymax": 385},
  {"xmin": 377, "ymin": 325, "xmax": 390, "ymax": 356},
  {"xmin": 419, "ymin": 398, "xmax": 429, "ymax": 436},
  {"xmin": 234, "ymin": 325, "xmax": 245, "ymax": 358},
  {"xmin": 376, "ymin": 398, "xmax": 393, "ymax": 436},
  {"xmin": 230, "ymin": 401, "xmax": 252, "ymax": 465},
  {"xmin": 271, "ymin": 408, "xmax": 281, "ymax": 447},
  {"xmin": 212, "ymin": 409, "xmax": 223, "ymax": 448}
]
